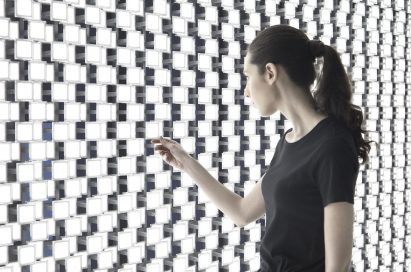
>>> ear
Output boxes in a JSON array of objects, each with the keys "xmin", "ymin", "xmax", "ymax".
[{"xmin": 264, "ymin": 62, "xmax": 277, "ymax": 85}]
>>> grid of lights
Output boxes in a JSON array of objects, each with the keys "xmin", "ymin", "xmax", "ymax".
[{"xmin": 0, "ymin": 0, "xmax": 410, "ymax": 271}]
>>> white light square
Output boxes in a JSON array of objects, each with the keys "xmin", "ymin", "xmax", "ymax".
[
  {"xmin": 127, "ymin": 245, "xmax": 143, "ymax": 263},
  {"xmin": 117, "ymin": 47, "xmax": 133, "ymax": 66},
  {"xmin": 65, "ymin": 255, "xmax": 82, "ymax": 272},
  {"xmin": 0, "ymin": 18, "xmax": 10, "ymax": 38},
  {"xmin": 154, "ymin": 69, "xmax": 170, "ymax": 86},
  {"xmin": 117, "ymin": 122, "xmax": 134, "ymax": 139},
  {"xmin": 16, "ymin": 81, "xmax": 33, "ymax": 100},
  {"xmin": 145, "ymin": 13, "xmax": 161, "ymax": 33},
  {"xmin": 30, "ymin": 102, "xmax": 46, "ymax": 120},
  {"xmin": 127, "ymin": 210, "xmax": 144, "ymax": 228},
  {"xmin": 87, "ymin": 235, "xmax": 103, "ymax": 254},
  {"xmin": 118, "ymin": 194, "xmax": 133, "ymax": 213},
  {"xmin": 127, "ymin": 67, "xmax": 142, "ymax": 85},
  {"xmin": 172, "ymin": 17, "xmax": 187, "ymax": 35},
  {"xmin": 85, "ymin": 84, "xmax": 103, "ymax": 102},
  {"xmin": 53, "ymin": 160, "xmax": 69, "ymax": 180},
  {"xmin": 0, "ymin": 226, "xmax": 13, "ymax": 246},
  {"xmin": 117, "ymin": 10, "xmax": 132, "ymax": 28},
  {"xmin": 116, "ymin": 85, "xmax": 132, "ymax": 102},
  {"xmin": 52, "ymin": 83, "xmax": 69, "ymax": 101},
  {"xmin": 65, "ymin": 103, "xmax": 82, "ymax": 121},
  {"xmin": 29, "ymin": 21, "xmax": 45, "ymax": 40},
  {"xmin": 153, "ymin": 0, "xmax": 167, "ymax": 15},
  {"xmin": 97, "ymin": 176, "xmax": 113, "ymax": 195},
  {"xmin": 31, "ymin": 221, "xmax": 48, "ymax": 241},
  {"xmin": 29, "ymin": 62, "xmax": 46, "ymax": 81},
  {"xmin": 65, "ymin": 24, "xmax": 80, "ymax": 43},
  {"xmin": 0, "ymin": 143, "xmax": 11, "ymax": 162},
  {"xmin": 53, "ymin": 123, "xmax": 69, "ymax": 141},
  {"xmin": 96, "ymin": 104, "xmax": 116, "ymax": 121},
  {"xmin": 18, "ymin": 245, "xmax": 36, "ymax": 265},
  {"xmin": 97, "ymin": 250, "xmax": 113, "ymax": 269},
  {"xmin": 127, "ymin": 31, "xmax": 143, "ymax": 48},
  {"xmin": 53, "ymin": 240, "xmax": 70, "ymax": 259},
  {"xmin": 0, "ymin": 60, "xmax": 10, "ymax": 79},
  {"xmin": 86, "ymin": 45, "xmax": 102, "ymax": 63},
  {"xmin": 30, "ymin": 181, "xmax": 47, "ymax": 201},
  {"xmin": 65, "ymin": 179, "xmax": 81, "ymax": 198},
  {"xmin": 205, "ymin": 6, "xmax": 217, "ymax": 23},
  {"xmin": 85, "ymin": 6, "xmax": 101, "ymax": 25},
  {"xmin": 65, "ymin": 217, "xmax": 82, "ymax": 236},
  {"xmin": 96, "ymin": 0, "xmax": 112, "ymax": 8},
  {"xmin": 53, "ymin": 200, "xmax": 70, "ymax": 220},
  {"xmin": 63, "ymin": 141, "xmax": 82, "ymax": 159},
  {"xmin": 51, "ymin": 2, "xmax": 67, "ymax": 21},
  {"xmin": 16, "ymin": 0, "xmax": 32, "ymax": 18},
  {"xmin": 127, "ymin": 0, "xmax": 141, "ymax": 12},
  {"xmin": 16, "ymin": 123, "xmax": 33, "ymax": 142},
  {"xmin": 87, "ymin": 159, "xmax": 104, "ymax": 177},
  {"xmin": 97, "ymin": 214, "xmax": 113, "ymax": 232},
  {"xmin": 0, "ymin": 184, "xmax": 12, "ymax": 204},
  {"xmin": 16, "ymin": 40, "xmax": 32, "ymax": 59},
  {"xmin": 97, "ymin": 28, "xmax": 112, "ymax": 46},
  {"xmin": 65, "ymin": 64, "xmax": 81, "ymax": 82},
  {"xmin": 86, "ymin": 123, "xmax": 103, "ymax": 139},
  {"xmin": 97, "ymin": 66, "xmax": 112, "ymax": 84},
  {"xmin": 96, "ymin": 140, "xmax": 115, "ymax": 158},
  {"xmin": 198, "ymin": 20, "xmax": 211, "ymax": 38},
  {"xmin": 180, "ymin": 36, "xmax": 194, "ymax": 53},
  {"xmin": 18, "ymin": 204, "xmax": 35, "ymax": 224},
  {"xmin": 117, "ymin": 157, "xmax": 134, "ymax": 175}
]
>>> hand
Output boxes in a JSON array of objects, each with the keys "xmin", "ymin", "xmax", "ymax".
[{"xmin": 151, "ymin": 136, "xmax": 192, "ymax": 172}]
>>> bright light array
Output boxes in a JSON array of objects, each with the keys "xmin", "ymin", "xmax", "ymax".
[{"xmin": 0, "ymin": 1, "xmax": 407, "ymax": 271}]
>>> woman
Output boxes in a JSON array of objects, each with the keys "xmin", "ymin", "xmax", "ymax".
[{"xmin": 151, "ymin": 25, "xmax": 374, "ymax": 271}]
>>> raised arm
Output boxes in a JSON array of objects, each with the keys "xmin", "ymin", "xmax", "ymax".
[
  {"xmin": 239, "ymin": 172, "xmax": 267, "ymax": 227},
  {"xmin": 183, "ymin": 157, "xmax": 244, "ymax": 226},
  {"xmin": 184, "ymin": 156, "xmax": 266, "ymax": 228}
]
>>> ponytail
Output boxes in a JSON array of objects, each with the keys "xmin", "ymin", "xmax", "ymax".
[{"xmin": 311, "ymin": 42, "xmax": 377, "ymax": 165}]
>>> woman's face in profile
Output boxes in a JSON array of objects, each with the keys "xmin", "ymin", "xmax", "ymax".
[{"xmin": 243, "ymin": 53, "xmax": 278, "ymax": 117}]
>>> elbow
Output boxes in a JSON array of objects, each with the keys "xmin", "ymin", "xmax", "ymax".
[
  {"xmin": 236, "ymin": 220, "xmax": 246, "ymax": 228},
  {"xmin": 236, "ymin": 216, "xmax": 248, "ymax": 228},
  {"xmin": 236, "ymin": 200, "xmax": 247, "ymax": 228}
]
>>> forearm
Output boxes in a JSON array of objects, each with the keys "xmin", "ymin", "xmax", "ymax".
[
  {"xmin": 183, "ymin": 156, "xmax": 244, "ymax": 227},
  {"xmin": 326, "ymin": 262, "xmax": 352, "ymax": 272}
]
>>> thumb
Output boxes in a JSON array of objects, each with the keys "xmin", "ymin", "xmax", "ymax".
[{"xmin": 160, "ymin": 136, "xmax": 170, "ymax": 147}]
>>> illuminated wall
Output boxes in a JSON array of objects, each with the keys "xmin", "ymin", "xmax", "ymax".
[{"xmin": 0, "ymin": 0, "xmax": 410, "ymax": 271}]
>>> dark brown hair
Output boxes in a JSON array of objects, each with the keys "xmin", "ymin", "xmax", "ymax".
[{"xmin": 247, "ymin": 24, "xmax": 376, "ymax": 165}]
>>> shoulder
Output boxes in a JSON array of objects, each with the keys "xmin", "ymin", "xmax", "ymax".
[
  {"xmin": 316, "ymin": 117, "xmax": 358, "ymax": 161},
  {"xmin": 316, "ymin": 134, "xmax": 359, "ymax": 174},
  {"xmin": 319, "ymin": 135, "xmax": 355, "ymax": 156},
  {"xmin": 319, "ymin": 117, "xmax": 355, "ymax": 150}
]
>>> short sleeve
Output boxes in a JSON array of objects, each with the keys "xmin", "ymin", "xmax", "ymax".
[{"xmin": 315, "ymin": 136, "xmax": 359, "ymax": 207}]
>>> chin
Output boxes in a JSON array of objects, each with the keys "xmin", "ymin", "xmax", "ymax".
[{"xmin": 261, "ymin": 109, "xmax": 276, "ymax": 117}]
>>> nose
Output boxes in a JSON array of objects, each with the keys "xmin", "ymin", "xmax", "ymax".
[{"xmin": 244, "ymin": 88, "xmax": 250, "ymax": 98}]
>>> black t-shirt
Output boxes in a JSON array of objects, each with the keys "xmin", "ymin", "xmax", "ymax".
[{"xmin": 259, "ymin": 115, "xmax": 359, "ymax": 272}]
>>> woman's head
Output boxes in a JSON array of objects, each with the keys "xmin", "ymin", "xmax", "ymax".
[
  {"xmin": 244, "ymin": 25, "xmax": 324, "ymax": 118},
  {"xmin": 244, "ymin": 24, "xmax": 375, "ymax": 165}
]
